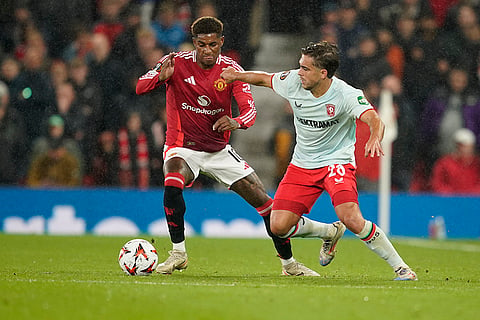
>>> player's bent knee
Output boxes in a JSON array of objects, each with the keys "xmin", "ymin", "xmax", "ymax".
[
  {"xmin": 270, "ymin": 222, "xmax": 291, "ymax": 238},
  {"xmin": 335, "ymin": 203, "xmax": 365, "ymax": 234}
]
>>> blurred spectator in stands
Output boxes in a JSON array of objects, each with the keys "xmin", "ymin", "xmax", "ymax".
[
  {"xmin": 0, "ymin": 81, "xmax": 28, "ymax": 184},
  {"xmin": 378, "ymin": 0, "xmax": 433, "ymax": 31},
  {"xmin": 430, "ymin": 0, "xmax": 459, "ymax": 28},
  {"xmin": 87, "ymin": 32, "xmax": 125, "ymax": 131},
  {"xmin": 319, "ymin": 23, "xmax": 339, "ymax": 45},
  {"xmin": 442, "ymin": 0, "xmax": 479, "ymax": 32},
  {"xmin": 430, "ymin": 128, "xmax": 480, "ymax": 195},
  {"xmin": 355, "ymin": 0, "xmax": 383, "ymax": 32},
  {"xmin": 123, "ymin": 27, "xmax": 159, "ymax": 74},
  {"xmin": 411, "ymin": 67, "xmax": 480, "ymax": 192},
  {"xmin": 151, "ymin": 0, "xmax": 187, "ymax": 51},
  {"xmin": 68, "ymin": 57, "xmax": 104, "ymax": 160},
  {"xmin": 335, "ymin": 0, "xmax": 368, "ymax": 84},
  {"xmin": 394, "ymin": 14, "xmax": 421, "ymax": 63},
  {"xmin": 26, "ymin": 0, "xmax": 95, "ymax": 58},
  {"xmin": 351, "ymin": 33, "xmax": 392, "ymax": 88},
  {"xmin": 1, "ymin": 56, "xmax": 21, "ymax": 82},
  {"xmin": 394, "ymin": 13, "xmax": 439, "ymax": 109},
  {"xmin": 84, "ymin": 130, "xmax": 119, "ymax": 187},
  {"xmin": 0, "ymin": 56, "xmax": 22, "ymax": 99},
  {"xmin": 403, "ymin": 14, "xmax": 446, "ymax": 109},
  {"xmin": 93, "ymin": 0, "xmax": 126, "ymax": 48},
  {"xmin": 26, "ymin": 143, "xmax": 82, "ymax": 187},
  {"xmin": 314, "ymin": 1, "xmax": 339, "ymax": 44},
  {"xmin": 143, "ymin": 47, "xmax": 166, "ymax": 71},
  {"xmin": 422, "ymin": 67, "xmax": 480, "ymax": 155},
  {"xmin": 111, "ymin": 3, "xmax": 142, "ymax": 64},
  {"xmin": 382, "ymin": 74, "xmax": 417, "ymax": 191},
  {"xmin": 418, "ymin": 14, "xmax": 443, "ymax": 60},
  {"xmin": 118, "ymin": 111, "xmax": 150, "ymax": 189},
  {"xmin": 315, "ymin": 2, "xmax": 339, "ymax": 45},
  {"xmin": 14, "ymin": 26, "xmax": 49, "ymax": 65},
  {"xmin": 176, "ymin": 0, "xmax": 193, "ymax": 32},
  {"xmin": 62, "ymin": 27, "xmax": 93, "ymax": 63},
  {"xmin": 27, "ymin": 114, "xmax": 83, "ymax": 187},
  {"xmin": 30, "ymin": 114, "xmax": 83, "ymax": 166},
  {"xmin": 271, "ymin": 102, "xmax": 295, "ymax": 186},
  {"xmin": 194, "ymin": 0, "xmax": 218, "ymax": 18},
  {"xmin": 44, "ymin": 82, "xmax": 88, "ymax": 168},
  {"xmin": 438, "ymin": 3, "xmax": 480, "ymax": 89},
  {"xmin": 376, "ymin": 27, "xmax": 405, "ymax": 80},
  {"xmin": 149, "ymin": 104, "xmax": 167, "ymax": 187},
  {"xmin": 4, "ymin": 4, "xmax": 36, "ymax": 60},
  {"xmin": 49, "ymin": 59, "xmax": 69, "ymax": 89},
  {"xmin": 137, "ymin": 0, "xmax": 156, "ymax": 28},
  {"xmin": 14, "ymin": 42, "xmax": 55, "ymax": 147}
]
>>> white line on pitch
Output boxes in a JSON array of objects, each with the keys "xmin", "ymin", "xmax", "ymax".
[
  {"xmin": 4, "ymin": 278, "xmax": 479, "ymax": 291},
  {"xmin": 395, "ymin": 238, "xmax": 480, "ymax": 252}
]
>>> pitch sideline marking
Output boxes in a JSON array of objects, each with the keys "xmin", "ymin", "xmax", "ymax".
[
  {"xmin": 395, "ymin": 238, "xmax": 480, "ymax": 252},
  {"xmin": 4, "ymin": 278, "xmax": 478, "ymax": 291}
]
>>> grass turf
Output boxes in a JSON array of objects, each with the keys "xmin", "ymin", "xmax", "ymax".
[{"xmin": 1, "ymin": 234, "xmax": 479, "ymax": 320}]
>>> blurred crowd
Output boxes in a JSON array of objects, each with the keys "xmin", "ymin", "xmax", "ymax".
[
  {"xmin": 0, "ymin": 0, "xmax": 256, "ymax": 189},
  {"xmin": 0, "ymin": 0, "xmax": 479, "ymax": 194}
]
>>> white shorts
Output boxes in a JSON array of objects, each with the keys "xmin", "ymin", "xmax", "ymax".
[{"xmin": 163, "ymin": 145, "xmax": 255, "ymax": 188}]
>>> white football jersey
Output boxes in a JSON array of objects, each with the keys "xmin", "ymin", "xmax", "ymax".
[{"xmin": 272, "ymin": 71, "xmax": 373, "ymax": 169}]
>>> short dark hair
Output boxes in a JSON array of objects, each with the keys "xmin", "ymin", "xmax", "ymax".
[
  {"xmin": 301, "ymin": 41, "xmax": 339, "ymax": 78},
  {"xmin": 191, "ymin": 16, "xmax": 223, "ymax": 37}
]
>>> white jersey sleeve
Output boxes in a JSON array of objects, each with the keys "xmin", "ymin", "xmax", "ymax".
[{"xmin": 271, "ymin": 70, "xmax": 298, "ymax": 98}]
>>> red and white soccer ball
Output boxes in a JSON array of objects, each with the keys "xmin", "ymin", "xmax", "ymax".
[{"xmin": 118, "ymin": 239, "xmax": 158, "ymax": 276}]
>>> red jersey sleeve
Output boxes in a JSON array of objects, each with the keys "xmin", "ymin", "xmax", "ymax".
[
  {"xmin": 231, "ymin": 77, "xmax": 257, "ymax": 129},
  {"xmin": 136, "ymin": 55, "xmax": 169, "ymax": 95}
]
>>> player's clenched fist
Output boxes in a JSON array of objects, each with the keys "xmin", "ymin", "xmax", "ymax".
[
  {"xmin": 212, "ymin": 115, "xmax": 240, "ymax": 132},
  {"xmin": 220, "ymin": 67, "xmax": 237, "ymax": 83}
]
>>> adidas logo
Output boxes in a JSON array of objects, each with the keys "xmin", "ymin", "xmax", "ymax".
[{"xmin": 184, "ymin": 76, "xmax": 196, "ymax": 85}]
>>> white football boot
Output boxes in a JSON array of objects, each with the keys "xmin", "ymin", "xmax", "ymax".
[
  {"xmin": 156, "ymin": 250, "xmax": 188, "ymax": 274},
  {"xmin": 319, "ymin": 221, "xmax": 346, "ymax": 266},
  {"xmin": 282, "ymin": 261, "xmax": 320, "ymax": 276},
  {"xmin": 394, "ymin": 267, "xmax": 418, "ymax": 281}
]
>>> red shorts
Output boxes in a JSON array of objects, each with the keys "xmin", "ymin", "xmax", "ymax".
[{"xmin": 272, "ymin": 163, "xmax": 359, "ymax": 216}]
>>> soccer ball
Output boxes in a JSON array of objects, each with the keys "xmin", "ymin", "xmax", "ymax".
[{"xmin": 118, "ymin": 239, "xmax": 158, "ymax": 276}]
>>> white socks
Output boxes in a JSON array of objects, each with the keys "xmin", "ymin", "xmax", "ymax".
[
  {"xmin": 280, "ymin": 257, "xmax": 296, "ymax": 266},
  {"xmin": 283, "ymin": 217, "xmax": 334, "ymax": 239},
  {"xmin": 356, "ymin": 220, "xmax": 407, "ymax": 270},
  {"xmin": 172, "ymin": 241, "xmax": 186, "ymax": 252}
]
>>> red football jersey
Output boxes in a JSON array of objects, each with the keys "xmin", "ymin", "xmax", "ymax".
[{"xmin": 136, "ymin": 51, "xmax": 256, "ymax": 152}]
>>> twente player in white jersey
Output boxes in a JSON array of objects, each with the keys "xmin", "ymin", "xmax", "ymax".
[
  {"xmin": 221, "ymin": 41, "xmax": 417, "ymax": 280},
  {"xmin": 137, "ymin": 17, "xmax": 345, "ymax": 276}
]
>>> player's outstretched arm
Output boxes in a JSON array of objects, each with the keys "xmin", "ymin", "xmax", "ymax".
[
  {"xmin": 360, "ymin": 109, "xmax": 385, "ymax": 158},
  {"xmin": 221, "ymin": 67, "xmax": 273, "ymax": 88}
]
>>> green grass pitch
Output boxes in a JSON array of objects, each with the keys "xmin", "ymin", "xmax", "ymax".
[{"xmin": 1, "ymin": 234, "xmax": 479, "ymax": 320}]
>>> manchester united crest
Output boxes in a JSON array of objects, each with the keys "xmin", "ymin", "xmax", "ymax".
[
  {"xmin": 214, "ymin": 78, "xmax": 227, "ymax": 91},
  {"xmin": 326, "ymin": 104, "xmax": 335, "ymax": 117}
]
